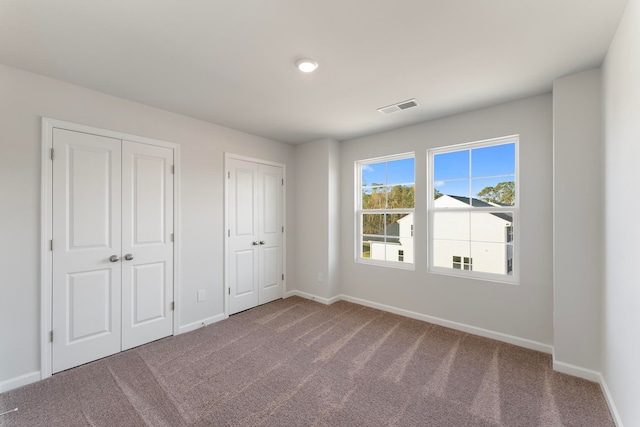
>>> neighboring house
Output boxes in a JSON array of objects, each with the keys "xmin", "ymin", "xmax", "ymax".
[
  {"xmin": 433, "ymin": 195, "xmax": 513, "ymax": 275},
  {"xmin": 369, "ymin": 214, "xmax": 414, "ymax": 263},
  {"xmin": 368, "ymin": 195, "xmax": 513, "ymax": 274}
]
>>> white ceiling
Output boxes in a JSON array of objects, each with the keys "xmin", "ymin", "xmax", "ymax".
[{"xmin": 0, "ymin": 0, "xmax": 628, "ymax": 144}]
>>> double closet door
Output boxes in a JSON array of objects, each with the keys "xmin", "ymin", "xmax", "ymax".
[
  {"xmin": 227, "ymin": 158, "xmax": 283, "ymax": 315},
  {"xmin": 51, "ymin": 128, "xmax": 174, "ymax": 373}
]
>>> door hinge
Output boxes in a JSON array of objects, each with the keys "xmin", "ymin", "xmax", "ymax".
[
  {"xmin": 228, "ymin": 229, "xmax": 230, "ymax": 237},
  {"xmin": 171, "ymin": 165, "xmax": 174, "ymax": 174},
  {"xmin": 171, "ymin": 233, "xmax": 174, "ymax": 242},
  {"xmin": 282, "ymin": 226, "xmax": 284, "ymax": 233},
  {"xmin": 170, "ymin": 302, "xmax": 175, "ymax": 311},
  {"xmin": 282, "ymin": 274, "xmax": 285, "ymax": 281},
  {"xmin": 50, "ymin": 148, "xmax": 54, "ymax": 160},
  {"xmin": 228, "ymin": 287, "xmax": 231, "ymax": 295},
  {"xmin": 282, "ymin": 178, "xmax": 284, "ymax": 186},
  {"xmin": 49, "ymin": 331, "xmax": 53, "ymax": 343},
  {"xmin": 228, "ymin": 171, "xmax": 230, "ymax": 179},
  {"xmin": 50, "ymin": 239, "xmax": 53, "ymax": 251}
]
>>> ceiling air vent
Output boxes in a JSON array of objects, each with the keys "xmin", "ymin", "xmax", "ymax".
[{"xmin": 377, "ymin": 99, "xmax": 419, "ymax": 115}]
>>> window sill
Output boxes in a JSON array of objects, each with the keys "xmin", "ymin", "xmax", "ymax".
[
  {"xmin": 356, "ymin": 258, "xmax": 415, "ymax": 271},
  {"xmin": 428, "ymin": 266, "xmax": 519, "ymax": 285}
]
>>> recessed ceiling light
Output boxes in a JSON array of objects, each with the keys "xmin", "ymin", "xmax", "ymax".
[{"xmin": 296, "ymin": 58, "xmax": 318, "ymax": 73}]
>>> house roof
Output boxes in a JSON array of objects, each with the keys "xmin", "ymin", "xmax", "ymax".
[
  {"xmin": 445, "ymin": 195, "xmax": 513, "ymax": 222},
  {"xmin": 366, "ymin": 222, "xmax": 400, "ymax": 245}
]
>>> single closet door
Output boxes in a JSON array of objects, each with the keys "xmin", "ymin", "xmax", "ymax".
[
  {"xmin": 52, "ymin": 129, "xmax": 174, "ymax": 373},
  {"xmin": 52, "ymin": 129, "xmax": 123, "ymax": 373},
  {"xmin": 227, "ymin": 158, "xmax": 283, "ymax": 315},
  {"xmin": 121, "ymin": 140, "xmax": 174, "ymax": 351}
]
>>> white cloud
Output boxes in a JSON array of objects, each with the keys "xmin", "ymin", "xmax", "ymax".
[
  {"xmin": 434, "ymin": 180, "xmax": 445, "ymax": 187},
  {"xmin": 362, "ymin": 164, "xmax": 374, "ymax": 173}
]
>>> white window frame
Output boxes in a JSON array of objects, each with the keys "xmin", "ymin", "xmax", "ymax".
[
  {"xmin": 427, "ymin": 136, "xmax": 519, "ymax": 284},
  {"xmin": 356, "ymin": 152, "xmax": 415, "ymax": 270}
]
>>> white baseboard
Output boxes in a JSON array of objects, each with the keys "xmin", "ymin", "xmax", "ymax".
[
  {"xmin": 339, "ymin": 294, "xmax": 553, "ymax": 354},
  {"xmin": 284, "ymin": 290, "xmax": 340, "ymax": 305},
  {"xmin": 285, "ymin": 290, "xmax": 552, "ymax": 354},
  {"xmin": 552, "ymin": 359, "xmax": 601, "ymax": 382},
  {"xmin": 178, "ymin": 313, "xmax": 226, "ymax": 334},
  {"xmin": 599, "ymin": 374, "xmax": 624, "ymax": 427},
  {"xmin": 0, "ymin": 371, "xmax": 41, "ymax": 393}
]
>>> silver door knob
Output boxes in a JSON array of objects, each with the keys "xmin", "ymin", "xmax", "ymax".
[
  {"xmin": 259, "ymin": 240, "xmax": 266, "ymax": 245},
  {"xmin": 124, "ymin": 253, "xmax": 134, "ymax": 261},
  {"xmin": 252, "ymin": 241, "xmax": 259, "ymax": 246},
  {"xmin": 109, "ymin": 255, "xmax": 119, "ymax": 262}
]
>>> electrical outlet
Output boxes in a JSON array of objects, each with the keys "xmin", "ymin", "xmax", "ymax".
[
  {"xmin": 317, "ymin": 273, "xmax": 324, "ymax": 283},
  {"xmin": 197, "ymin": 289, "xmax": 206, "ymax": 302}
]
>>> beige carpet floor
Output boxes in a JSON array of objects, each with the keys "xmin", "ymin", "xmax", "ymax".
[{"xmin": 0, "ymin": 297, "xmax": 614, "ymax": 426}]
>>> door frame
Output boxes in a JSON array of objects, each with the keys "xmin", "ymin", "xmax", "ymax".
[
  {"xmin": 224, "ymin": 153, "xmax": 287, "ymax": 317},
  {"xmin": 40, "ymin": 118, "xmax": 181, "ymax": 379}
]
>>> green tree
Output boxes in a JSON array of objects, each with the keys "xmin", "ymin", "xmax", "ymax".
[
  {"xmin": 434, "ymin": 188, "xmax": 443, "ymax": 199},
  {"xmin": 477, "ymin": 181, "xmax": 515, "ymax": 205},
  {"xmin": 362, "ymin": 184, "xmax": 414, "ymax": 235}
]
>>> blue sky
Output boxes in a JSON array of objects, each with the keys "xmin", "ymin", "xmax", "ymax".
[
  {"xmin": 362, "ymin": 158, "xmax": 414, "ymax": 186},
  {"xmin": 361, "ymin": 143, "xmax": 515, "ymax": 200},
  {"xmin": 434, "ymin": 143, "xmax": 515, "ymax": 200}
]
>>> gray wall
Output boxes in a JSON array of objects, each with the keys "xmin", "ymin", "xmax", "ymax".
[
  {"xmin": 294, "ymin": 138, "xmax": 341, "ymax": 300},
  {"xmin": 602, "ymin": 0, "xmax": 640, "ymax": 424},
  {"xmin": 339, "ymin": 94, "xmax": 554, "ymax": 346},
  {"xmin": 0, "ymin": 64, "xmax": 296, "ymax": 387},
  {"xmin": 552, "ymin": 69, "xmax": 603, "ymax": 372}
]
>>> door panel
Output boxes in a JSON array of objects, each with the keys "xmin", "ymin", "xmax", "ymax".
[
  {"xmin": 261, "ymin": 246, "xmax": 279, "ymax": 290},
  {"xmin": 68, "ymin": 148, "xmax": 113, "ymax": 249},
  {"xmin": 121, "ymin": 141, "xmax": 174, "ymax": 351},
  {"xmin": 235, "ymin": 250, "xmax": 256, "ymax": 296},
  {"xmin": 258, "ymin": 164, "xmax": 283, "ymax": 305},
  {"xmin": 261, "ymin": 171, "xmax": 279, "ymax": 234},
  {"xmin": 235, "ymin": 169, "xmax": 256, "ymax": 237},
  {"xmin": 228, "ymin": 159, "xmax": 259, "ymax": 314},
  {"xmin": 67, "ymin": 269, "xmax": 113, "ymax": 342},
  {"xmin": 132, "ymin": 263, "xmax": 166, "ymax": 324},
  {"xmin": 132, "ymin": 155, "xmax": 166, "ymax": 245},
  {"xmin": 52, "ymin": 128, "xmax": 122, "ymax": 373}
]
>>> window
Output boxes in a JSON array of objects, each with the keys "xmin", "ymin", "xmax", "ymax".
[
  {"xmin": 428, "ymin": 136, "xmax": 517, "ymax": 282},
  {"xmin": 357, "ymin": 153, "xmax": 415, "ymax": 268},
  {"xmin": 453, "ymin": 256, "xmax": 472, "ymax": 270}
]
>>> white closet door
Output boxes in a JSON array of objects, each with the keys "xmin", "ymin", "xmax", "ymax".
[
  {"xmin": 52, "ymin": 129, "xmax": 122, "ymax": 373},
  {"xmin": 121, "ymin": 141, "xmax": 174, "ymax": 350},
  {"xmin": 227, "ymin": 159, "xmax": 260, "ymax": 315},
  {"xmin": 258, "ymin": 164, "xmax": 283, "ymax": 305}
]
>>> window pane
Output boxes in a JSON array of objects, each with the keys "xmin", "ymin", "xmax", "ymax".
[
  {"xmin": 387, "ymin": 185, "xmax": 414, "ymax": 209},
  {"xmin": 434, "ymin": 180, "xmax": 470, "ymax": 205},
  {"xmin": 362, "ymin": 187, "xmax": 386, "ymax": 209},
  {"xmin": 470, "ymin": 212, "xmax": 514, "ymax": 243},
  {"xmin": 387, "ymin": 158, "xmax": 415, "ymax": 185},
  {"xmin": 433, "ymin": 211, "xmax": 470, "ymax": 241},
  {"xmin": 434, "ymin": 150, "xmax": 469, "ymax": 181},
  {"xmin": 433, "ymin": 239, "xmax": 469, "ymax": 268},
  {"xmin": 361, "ymin": 241, "xmax": 371, "ymax": 258},
  {"xmin": 384, "ymin": 213, "xmax": 401, "ymax": 244},
  {"xmin": 394, "ymin": 213, "xmax": 413, "ymax": 238},
  {"xmin": 362, "ymin": 162, "xmax": 386, "ymax": 188},
  {"xmin": 471, "ymin": 143, "xmax": 515, "ymax": 178},
  {"xmin": 472, "ymin": 177, "xmax": 515, "ymax": 206},
  {"xmin": 470, "ymin": 242, "xmax": 513, "ymax": 275},
  {"xmin": 362, "ymin": 213, "xmax": 385, "ymax": 235}
]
